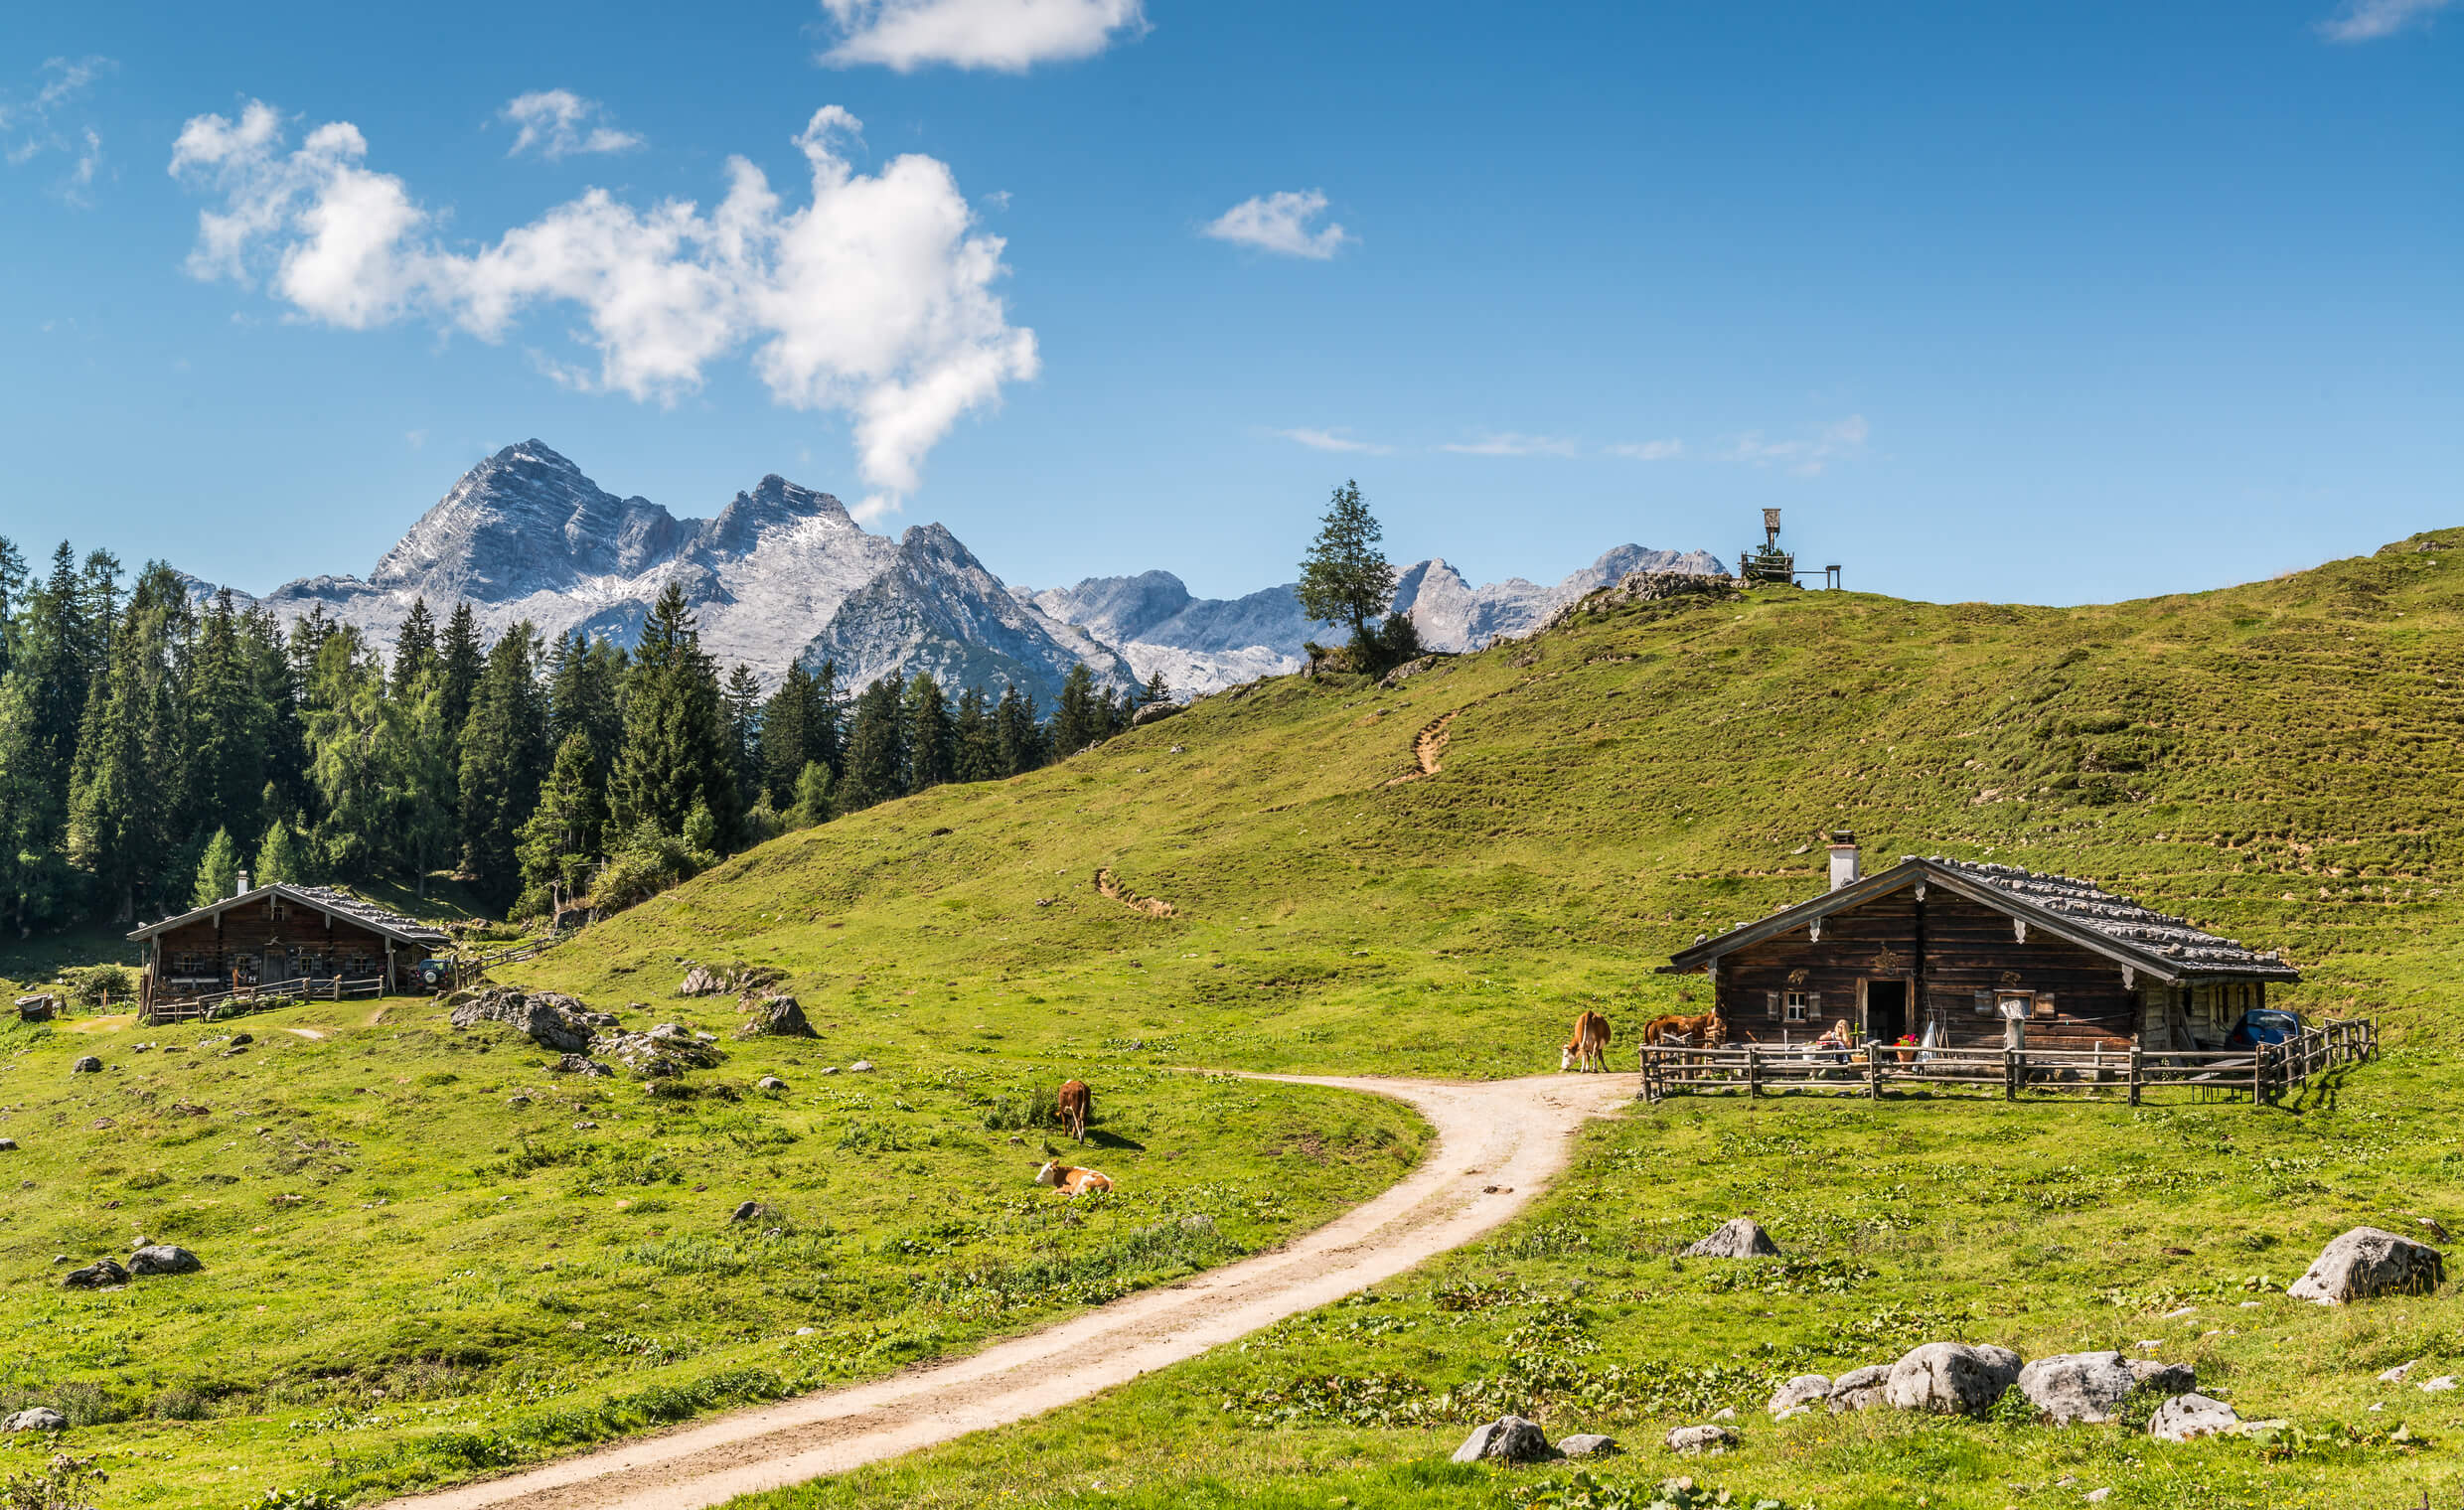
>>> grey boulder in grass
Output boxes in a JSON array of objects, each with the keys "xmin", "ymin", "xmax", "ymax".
[
  {"xmin": 129, "ymin": 1244, "xmax": 203, "ymax": 1276},
  {"xmin": 2149, "ymin": 1393, "xmax": 2240, "ymax": 1441},
  {"xmin": 2284, "ymin": 1227, "xmax": 2445, "ymax": 1304},
  {"xmin": 1451, "ymin": 1415, "xmax": 1552, "ymax": 1463},
  {"xmin": 2017, "ymin": 1351, "xmax": 2141, "ymax": 1425},
  {"xmin": 1885, "ymin": 1342, "xmax": 2024, "ymax": 1417},
  {"xmin": 1680, "ymin": 1218, "xmax": 1778, "ymax": 1258}
]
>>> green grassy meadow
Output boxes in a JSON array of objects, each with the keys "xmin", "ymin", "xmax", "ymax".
[{"xmin": 6, "ymin": 526, "xmax": 2464, "ymax": 1507}]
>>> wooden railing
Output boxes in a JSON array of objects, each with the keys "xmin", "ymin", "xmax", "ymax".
[
  {"xmin": 143, "ymin": 976, "xmax": 387, "ymax": 1024},
  {"xmin": 1638, "ymin": 1019, "xmax": 2378, "ymax": 1109}
]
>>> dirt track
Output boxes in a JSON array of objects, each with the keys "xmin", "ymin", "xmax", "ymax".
[{"xmin": 381, "ymin": 1071, "xmax": 1637, "ymax": 1510}]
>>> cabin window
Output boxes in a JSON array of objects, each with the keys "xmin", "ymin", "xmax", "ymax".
[
  {"xmin": 1783, "ymin": 990, "xmax": 1814, "ymax": 1022},
  {"xmin": 1996, "ymin": 991, "xmax": 2034, "ymax": 1021}
]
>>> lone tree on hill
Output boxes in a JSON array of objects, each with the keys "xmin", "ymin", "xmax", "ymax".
[{"xmin": 1297, "ymin": 480, "xmax": 1396, "ymax": 650}]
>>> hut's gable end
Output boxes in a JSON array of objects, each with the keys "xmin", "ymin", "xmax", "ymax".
[{"xmin": 144, "ymin": 893, "xmax": 408, "ymax": 996}]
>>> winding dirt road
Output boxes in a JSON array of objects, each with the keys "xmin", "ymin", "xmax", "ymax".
[{"xmin": 382, "ymin": 1071, "xmax": 1637, "ymax": 1510}]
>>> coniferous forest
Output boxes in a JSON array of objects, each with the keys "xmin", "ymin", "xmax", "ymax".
[{"xmin": 0, "ymin": 537, "xmax": 1170, "ymax": 935}]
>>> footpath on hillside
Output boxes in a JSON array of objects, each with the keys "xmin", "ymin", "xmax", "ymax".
[{"xmin": 382, "ymin": 1071, "xmax": 1638, "ymax": 1510}]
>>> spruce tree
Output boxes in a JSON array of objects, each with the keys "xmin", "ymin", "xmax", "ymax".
[
  {"xmin": 607, "ymin": 584, "xmax": 740, "ymax": 848},
  {"xmin": 516, "ymin": 730, "xmax": 604, "ymax": 916},
  {"xmin": 193, "ymin": 828, "xmax": 240, "ymax": 908},
  {"xmin": 1142, "ymin": 669, "xmax": 1171, "ymax": 707},
  {"xmin": 954, "ymin": 685, "xmax": 1001, "ymax": 783},
  {"xmin": 0, "ymin": 672, "xmax": 72, "ymax": 936},
  {"xmin": 995, "ymin": 687, "xmax": 1045, "ymax": 777},
  {"xmin": 809, "ymin": 659, "xmax": 847, "ymax": 778},
  {"xmin": 20, "ymin": 544, "xmax": 91, "ymax": 813},
  {"xmin": 0, "ymin": 535, "xmax": 23, "ymax": 681},
  {"xmin": 789, "ymin": 759, "xmax": 835, "ymax": 828},
  {"xmin": 390, "ymin": 596, "xmax": 438, "ymax": 696},
  {"xmin": 66, "ymin": 565, "xmax": 188, "ymax": 921},
  {"xmin": 839, "ymin": 676, "xmax": 907, "ymax": 813},
  {"xmin": 438, "ymin": 602, "xmax": 484, "ymax": 755},
  {"xmin": 302, "ymin": 626, "xmax": 393, "ymax": 880},
  {"xmin": 78, "ymin": 549, "xmax": 123, "ymax": 675},
  {"xmin": 759, "ymin": 662, "xmax": 819, "ymax": 808},
  {"xmin": 182, "ymin": 589, "xmax": 267, "ymax": 845},
  {"xmin": 1296, "ymin": 479, "xmax": 1397, "ymax": 648},
  {"xmin": 253, "ymin": 816, "xmax": 302, "ymax": 885},
  {"xmin": 903, "ymin": 673, "xmax": 956, "ymax": 792},
  {"xmin": 244, "ymin": 605, "xmax": 309, "ymax": 820},
  {"xmin": 1051, "ymin": 664, "xmax": 1100, "ymax": 756},
  {"xmin": 725, "ymin": 664, "xmax": 764, "ymax": 815},
  {"xmin": 393, "ymin": 672, "xmax": 457, "ymax": 897},
  {"xmin": 545, "ymin": 631, "xmax": 627, "ymax": 771},
  {"xmin": 456, "ymin": 622, "xmax": 549, "ymax": 907}
]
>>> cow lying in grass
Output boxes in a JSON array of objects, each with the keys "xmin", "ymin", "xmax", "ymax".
[
  {"xmin": 1033, "ymin": 1155, "xmax": 1113, "ymax": 1197},
  {"xmin": 1057, "ymin": 1079, "xmax": 1092, "ymax": 1142},
  {"xmin": 1560, "ymin": 1009, "xmax": 1613, "ymax": 1072}
]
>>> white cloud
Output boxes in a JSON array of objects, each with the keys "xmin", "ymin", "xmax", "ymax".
[
  {"xmin": 1607, "ymin": 439, "xmax": 1684, "ymax": 461},
  {"xmin": 1441, "ymin": 432, "xmax": 1580, "ymax": 458},
  {"xmin": 1722, "ymin": 415, "xmax": 1868, "ymax": 476},
  {"xmin": 2, "ymin": 56, "xmax": 113, "ymax": 202},
  {"xmin": 1274, "ymin": 426, "xmax": 1391, "ymax": 455},
  {"xmin": 2318, "ymin": 0, "xmax": 2454, "ymax": 40},
  {"xmin": 1203, "ymin": 190, "xmax": 1351, "ymax": 259},
  {"xmin": 502, "ymin": 90, "xmax": 644, "ymax": 160},
  {"xmin": 172, "ymin": 101, "xmax": 1038, "ymax": 518},
  {"xmin": 819, "ymin": 0, "xmax": 1147, "ymax": 72}
]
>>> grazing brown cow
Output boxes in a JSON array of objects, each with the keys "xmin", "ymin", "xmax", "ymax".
[
  {"xmin": 1056, "ymin": 1079, "xmax": 1092, "ymax": 1142},
  {"xmin": 1033, "ymin": 1158, "xmax": 1113, "ymax": 1197},
  {"xmin": 1641, "ymin": 1008, "xmax": 1729, "ymax": 1048},
  {"xmin": 1560, "ymin": 1009, "xmax": 1613, "ymax": 1072}
]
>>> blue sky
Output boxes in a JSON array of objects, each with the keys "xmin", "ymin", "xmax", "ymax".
[{"xmin": 1, "ymin": 0, "xmax": 2456, "ymax": 606}]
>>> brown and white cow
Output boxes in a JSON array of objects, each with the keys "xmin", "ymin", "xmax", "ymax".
[
  {"xmin": 1033, "ymin": 1158, "xmax": 1113, "ymax": 1197},
  {"xmin": 1560, "ymin": 1009, "xmax": 1613, "ymax": 1072},
  {"xmin": 1056, "ymin": 1079, "xmax": 1092, "ymax": 1142},
  {"xmin": 1640, "ymin": 1008, "xmax": 1729, "ymax": 1048}
]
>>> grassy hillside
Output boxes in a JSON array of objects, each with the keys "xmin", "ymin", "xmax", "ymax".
[
  {"xmin": 525, "ymin": 524, "xmax": 2464, "ymax": 1072},
  {"xmin": 7, "ymin": 528, "xmax": 2462, "ymax": 1509}
]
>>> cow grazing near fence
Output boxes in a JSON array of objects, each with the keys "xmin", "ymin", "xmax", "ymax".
[
  {"xmin": 1057, "ymin": 1079, "xmax": 1092, "ymax": 1142},
  {"xmin": 1561, "ymin": 1010, "xmax": 1613, "ymax": 1072},
  {"xmin": 1641, "ymin": 1008, "xmax": 1729, "ymax": 1048}
]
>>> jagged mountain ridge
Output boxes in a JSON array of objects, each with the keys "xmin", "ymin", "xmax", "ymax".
[{"xmin": 221, "ymin": 441, "xmax": 1723, "ymax": 703}]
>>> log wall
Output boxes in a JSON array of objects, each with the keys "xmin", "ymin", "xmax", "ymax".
[{"xmin": 143, "ymin": 894, "xmax": 407, "ymax": 996}]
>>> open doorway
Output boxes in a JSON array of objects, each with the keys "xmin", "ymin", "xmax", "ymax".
[{"xmin": 1864, "ymin": 980, "xmax": 1908, "ymax": 1045}]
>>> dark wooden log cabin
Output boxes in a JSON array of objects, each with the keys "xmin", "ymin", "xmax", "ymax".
[
  {"xmin": 1658, "ymin": 836, "xmax": 2299, "ymax": 1052},
  {"xmin": 127, "ymin": 880, "xmax": 451, "ymax": 1008}
]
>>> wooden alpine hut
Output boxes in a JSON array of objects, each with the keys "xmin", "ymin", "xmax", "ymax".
[
  {"xmin": 127, "ymin": 873, "xmax": 451, "ymax": 1012},
  {"xmin": 1658, "ymin": 834, "xmax": 2299, "ymax": 1053}
]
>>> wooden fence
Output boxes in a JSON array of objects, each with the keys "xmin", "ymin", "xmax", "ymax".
[
  {"xmin": 143, "ymin": 976, "xmax": 387, "ymax": 1025},
  {"xmin": 1638, "ymin": 1018, "xmax": 2378, "ymax": 1109}
]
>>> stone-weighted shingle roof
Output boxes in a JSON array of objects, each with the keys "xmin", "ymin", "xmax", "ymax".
[
  {"xmin": 1925, "ymin": 857, "xmax": 2298, "ymax": 980},
  {"xmin": 128, "ymin": 883, "xmax": 452, "ymax": 946}
]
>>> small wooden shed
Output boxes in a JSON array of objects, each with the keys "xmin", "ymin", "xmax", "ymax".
[
  {"xmin": 1658, "ymin": 837, "xmax": 2299, "ymax": 1051},
  {"xmin": 127, "ymin": 881, "xmax": 451, "ymax": 1007}
]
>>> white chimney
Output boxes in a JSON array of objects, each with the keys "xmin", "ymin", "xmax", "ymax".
[
  {"xmin": 235, "ymin": 870, "xmax": 250, "ymax": 897},
  {"xmin": 1826, "ymin": 832, "xmax": 1860, "ymax": 892}
]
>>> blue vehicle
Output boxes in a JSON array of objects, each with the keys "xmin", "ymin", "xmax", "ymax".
[{"xmin": 2228, "ymin": 1007, "xmax": 2304, "ymax": 1048}]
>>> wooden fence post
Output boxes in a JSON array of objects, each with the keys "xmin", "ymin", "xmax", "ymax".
[
  {"xmin": 2128, "ymin": 1042, "xmax": 2142, "ymax": 1107},
  {"xmin": 2252, "ymin": 1042, "xmax": 2268, "ymax": 1108},
  {"xmin": 1747, "ymin": 1044, "xmax": 1762, "ymax": 1099},
  {"xmin": 1866, "ymin": 1047, "xmax": 1881, "ymax": 1099},
  {"xmin": 2003, "ymin": 1048, "xmax": 2017, "ymax": 1101}
]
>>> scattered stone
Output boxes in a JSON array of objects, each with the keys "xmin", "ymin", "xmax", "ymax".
[
  {"xmin": 2084, "ymin": 1489, "xmax": 2114, "ymax": 1504},
  {"xmin": 2422, "ymin": 1375, "xmax": 2459, "ymax": 1393},
  {"xmin": 3, "ymin": 1408, "xmax": 65, "ymax": 1433},
  {"xmin": 2018, "ymin": 1351, "xmax": 2140, "ymax": 1426},
  {"xmin": 592, "ymin": 1028, "xmax": 723, "ymax": 1079},
  {"xmin": 572, "ymin": 1121, "xmax": 598, "ymax": 1131},
  {"xmin": 849, "ymin": 1060, "xmax": 875, "ymax": 1073},
  {"xmin": 1558, "ymin": 1433, "xmax": 1618, "ymax": 1458},
  {"xmin": 1772, "ymin": 1406, "xmax": 1810, "ymax": 1422},
  {"xmin": 1769, "ymin": 1374, "xmax": 1831, "ymax": 1415},
  {"xmin": 2379, "ymin": 1360, "xmax": 2417, "ymax": 1384},
  {"xmin": 738, "ymin": 994, "xmax": 818, "ymax": 1039},
  {"xmin": 1451, "ymin": 1415, "xmax": 1551, "ymax": 1464},
  {"xmin": 129, "ymin": 1244, "xmax": 202, "ymax": 1276},
  {"xmin": 1665, "ymin": 1424, "xmax": 1738, "ymax": 1456},
  {"xmin": 506, "ymin": 1094, "xmax": 533, "ymax": 1108},
  {"xmin": 731, "ymin": 1200, "xmax": 763, "ymax": 1224},
  {"xmin": 757, "ymin": 1076, "xmax": 787, "ymax": 1091},
  {"xmin": 1885, "ymin": 1342, "xmax": 2024, "ymax": 1417},
  {"xmin": 680, "ymin": 966, "xmax": 726, "ymax": 996},
  {"xmin": 2148, "ymin": 1393, "xmax": 2240, "ymax": 1441},
  {"xmin": 1681, "ymin": 1218, "xmax": 1779, "ymax": 1259},
  {"xmin": 0, "ymin": 1138, "xmax": 17, "ymax": 1152},
  {"xmin": 820, "ymin": 1066, "xmax": 842, "ymax": 1076},
  {"xmin": 550, "ymin": 1053, "xmax": 613, "ymax": 1078},
  {"xmin": 2160, "ymin": 1305, "xmax": 2198, "ymax": 1319},
  {"xmin": 230, "ymin": 1031, "xmax": 252, "ymax": 1046},
  {"xmin": 70, "ymin": 1056, "xmax": 101, "ymax": 1074},
  {"xmin": 63, "ymin": 1258, "xmax": 130, "ymax": 1289},
  {"xmin": 2126, "ymin": 1359, "xmax": 2197, "ymax": 1395},
  {"xmin": 449, "ymin": 987, "xmax": 597, "ymax": 1055},
  {"xmin": 1130, "ymin": 698, "xmax": 1185, "ymax": 726},
  {"xmin": 1709, "ymin": 1407, "xmax": 1735, "ymax": 1422},
  {"xmin": 2284, "ymin": 1226, "xmax": 2445, "ymax": 1304},
  {"xmin": 1827, "ymin": 1364, "xmax": 1892, "ymax": 1413}
]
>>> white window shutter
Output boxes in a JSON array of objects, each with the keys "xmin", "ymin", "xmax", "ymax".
[
  {"xmin": 1973, "ymin": 988, "xmax": 1993, "ymax": 1014},
  {"xmin": 1806, "ymin": 991, "xmax": 1821, "ymax": 1017}
]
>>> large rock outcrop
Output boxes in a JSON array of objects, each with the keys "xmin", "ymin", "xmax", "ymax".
[
  {"xmin": 2148, "ymin": 1393, "xmax": 2240, "ymax": 1441},
  {"xmin": 1681, "ymin": 1218, "xmax": 1779, "ymax": 1258},
  {"xmin": 2284, "ymin": 1227, "xmax": 2445, "ymax": 1304},
  {"xmin": 2016, "ymin": 1351, "xmax": 2140, "ymax": 1425},
  {"xmin": 449, "ymin": 987, "xmax": 606, "ymax": 1054}
]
